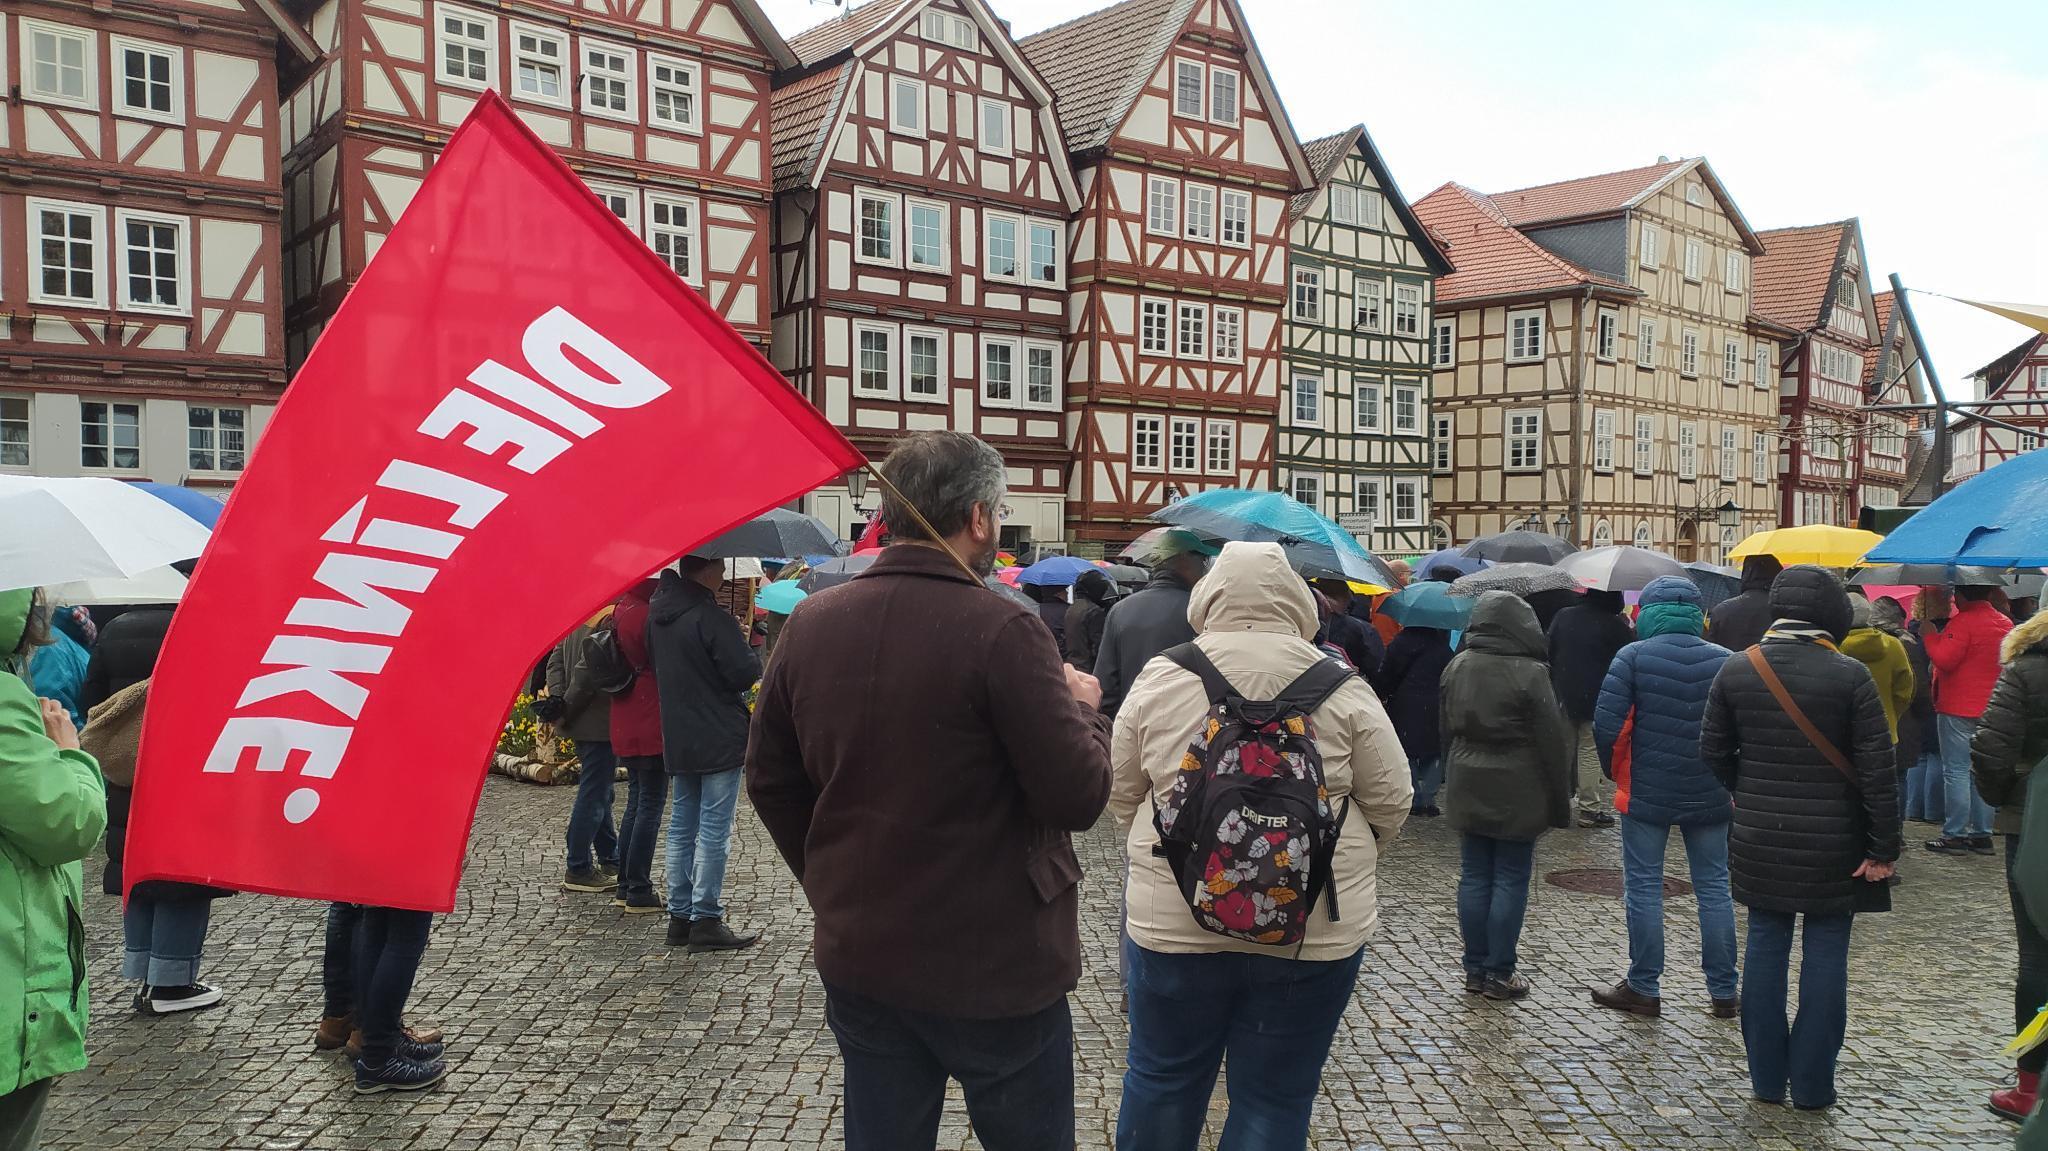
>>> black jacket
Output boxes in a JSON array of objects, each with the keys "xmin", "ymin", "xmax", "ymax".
[
  {"xmin": 82, "ymin": 606, "xmax": 172, "ymax": 896},
  {"xmin": 1093, "ymin": 572, "xmax": 1195, "ymax": 717},
  {"xmin": 1526, "ymin": 587, "xmax": 1582, "ymax": 634},
  {"xmin": 1706, "ymin": 556, "xmax": 1784, "ymax": 653},
  {"xmin": 1372, "ymin": 626, "xmax": 1452, "ymax": 762},
  {"xmin": 1064, "ymin": 572, "xmax": 1114, "ymax": 671},
  {"xmin": 1324, "ymin": 608, "xmax": 1383, "ymax": 678},
  {"xmin": 649, "ymin": 573, "xmax": 761, "ymax": 775},
  {"xmin": 1546, "ymin": 593, "xmax": 1635, "ymax": 723},
  {"xmin": 1973, "ymin": 609, "xmax": 2048, "ymax": 836},
  {"xmin": 1699, "ymin": 567, "xmax": 1898, "ymax": 916}
]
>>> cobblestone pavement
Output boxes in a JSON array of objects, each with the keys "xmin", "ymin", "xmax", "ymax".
[{"xmin": 43, "ymin": 776, "xmax": 2015, "ymax": 1150}]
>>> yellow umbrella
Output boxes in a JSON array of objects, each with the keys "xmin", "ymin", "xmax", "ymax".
[
  {"xmin": 1347, "ymin": 580, "xmax": 1392, "ymax": 596},
  {"xmin": 1727, "ymin": 524, "xmax": 1884, "ymax": 568}
]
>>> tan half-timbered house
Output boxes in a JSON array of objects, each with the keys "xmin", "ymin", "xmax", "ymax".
[
  {"xmin": 279, "ymin": 0, "xmax": 793, "ymax": 370},
  {"xmin": 1283, "ymin": 124, "xmax": 1449, "ymax": 555},
  {"xmin": 1021, "ymin": 0, "xmax": 1311, "ymax": 551},
  {"xmin": 0, "ymin": 1, "xmax": 314, "ymax": 490},
  {"xmin": 1417, "ymin": 158, "xmax": 1779, "ymax": 563},
  {"xmin": 769, "ymin": 0, "xmax": 1079, "ymax": 548}
]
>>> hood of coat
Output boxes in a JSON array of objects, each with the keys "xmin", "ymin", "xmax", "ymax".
[
  {"xmin": 650, "ymin": 570, "xmax": 714, "ymax": 624},
  {"xmin": 1187, "ymin": 542, "xmax": 1317, "ymax": 641},
  {"xmin": 1074, "ymin": 569, "xmax": 1115, "ymax": 605},
  {"xmin": 1740, "ymin": 555, "xmax": 1785, "ymax": 593},
  {"xmin": 1870, "ymin": 594, "xmax": 1908, "ymax": 637},
  {"xmin": 2004, "ymin": 606, "xmax": 2048, "ymax": 664},
  {"xmin": 1461, "ymin": 590, "xmax": 1545, "ymax": 658},
  {"xmin": 1840, "ymin": 627, "xmax": 1892, "ymax": 664},
  {"xmin": 0, "ymin": 587, "xmax": 32, "ymax": 659},
  {"xmin": 1768, "ymin": 565, "xmax": 1852, "ymax": 641},
  {"xmin": 1849, "ymin": 593, "xmax": 1872, "ymax": 630}
]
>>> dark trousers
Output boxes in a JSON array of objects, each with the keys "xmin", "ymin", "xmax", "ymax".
[
  {"xmin": 1457, "ymin": 833, "xmax": 1536, "ymax": 979},
  {"xmin": 1742, "ymin": 909, "xmax": 1853, "ymax": 1108},
  {"xmin": 322, "ymin": 902, "xmax": 362, "ymax": 1018},
  {"xmin": 0, "ymin": 1077, "xmax": 53, "ymax": 1151},
  {"xmin": 564, "ymin": 738, "xmax": 619, "ymax": 872},
  {"xmin": 823, "ymin": 984, "xmax": 1074, "ymax": 1151},
  {"xmin": 2011, "ymin": 836, "xmax": 2048, "ymax": 1075},
  {"xmin": 1116, "ymin": 939, "xmax": 1364, "ymax": 1151},
  {"xmin": 354, "ymin": 907, "xmax": 433, "ymax": 1064},
  {"xmin": 614, "ymin": 756, "xmax": 667, "ymax": 902}
]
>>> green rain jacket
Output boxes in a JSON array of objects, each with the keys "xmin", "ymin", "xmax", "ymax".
[{"xmin": 0, "ymin": 586, "xmax": 107, "ymax": 1095}]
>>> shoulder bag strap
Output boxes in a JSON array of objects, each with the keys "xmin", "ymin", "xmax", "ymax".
[
  {"xmin": 1163, "ymin": 642, "xmax": 1234, "ymax": 705},
  {"xmin": 1745, "ymin": 646, "xmax": 1855, "ymax": 783}
]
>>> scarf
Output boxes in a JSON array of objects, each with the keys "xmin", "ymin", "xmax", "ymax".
[{"xmin": 1763, "ymin": 618, "xmax": 1838, "ymax": 650}]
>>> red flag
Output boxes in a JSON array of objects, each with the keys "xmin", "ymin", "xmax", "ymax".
[
  {"xmin": 853, "ymin": 514, "xmax": 886, "ymax": 554},
  {"xmin": 124, "ymin": 93, "xmax": 862, "ymax": 911}
]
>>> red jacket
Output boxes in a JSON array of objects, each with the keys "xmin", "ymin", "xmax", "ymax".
[
  {"xmin": 1924, "ymin": 599, "xmax": 2013, "ymax": 718},
  {"xmin": 608, "ymin": 579, "xmax": 663, "ymax": 757}
]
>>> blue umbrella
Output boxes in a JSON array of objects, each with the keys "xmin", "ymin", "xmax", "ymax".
[
  {"xmin": 1153, "ymin": 488, "xmax": 1400, "ymax": 587},
  {"xmin": 1413, "ymin": 548, "xmax": 1488, "ymax": 580},
  {"xmin": 1866, "ymin": 454, "xmax": 2048, "ymax": 566},
  {"xmin": 1017, "ymin": 555, "xmax": 1096, "ymax": 587},
  {"xmin": 756, "ymin": 581, "xmax": 807, "ymax": 615},
  {"xmin": 128, "ymin": 481, "xmax": 222, "ymax": 529},
  {"xmin": 1378, "ymin": 581, "xmax": 1472, "ymax": 629}
]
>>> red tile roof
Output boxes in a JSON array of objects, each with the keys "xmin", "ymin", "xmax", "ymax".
[
  {"xmin": 1413, "ymin": 183, "xmax": 1619, "ymax": 305},
  {"xmin": 1289, "ymin": 126, "xmax": 1357, "ymax": 219},
  {"xmin": 770, "ymin": 63, "xmax": 853, "ymax": 191},
  {"xmin": 1018, "ymin": 0, "xmax": 1183, "ymax": 153},
  {"xmin": 786, "ymin": 0, "xmax": 915, "ymax": 66},
  {"xmin": 1751, "ymin": 222, "xmax": 1850, "ymax": 332},
  {"xmin": 1864, "ymin": 290, "xmax": 1897, "ymax": 386},
  {"xmin": 1486, "ymin": 159, "xmax": 1691, "ymax": 227}
]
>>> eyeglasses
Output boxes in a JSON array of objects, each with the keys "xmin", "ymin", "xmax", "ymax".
[{"xmin": 996, "ymin": 503, "xmax": 1014, "ymax": 522}]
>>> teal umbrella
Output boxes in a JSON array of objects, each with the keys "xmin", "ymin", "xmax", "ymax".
[
  {"xmin": 756, "ymin": 580, "xmax": 807, "ymax": 615},
  {"xmin": 1152, "ymin": 488, "xmax": 1399, "ymax": 588},
  {"xmin": 1379, "ymin": 581, "xmax": 1471, "ymax": 629}
]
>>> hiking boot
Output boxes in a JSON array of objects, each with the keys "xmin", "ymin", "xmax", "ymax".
[
  {"xmin": 1711, "ymin": 996, "xmax": 1741, "ymax": 1019},
  {"xmin": 1577, "ymin": 811, "xmax": 1616, "ymax": 829},
  {"xmin": 354, "ymin": 1053, "xmax": 450, "ymax": 1094},
  {"xmin": 143, "ymin": 983, "xmax": 224, "ymax": 1015},
  {"xmin": 687, "ymin": 919, "xmax": 760, "ymax": 954},
  {"xmin": 622, "ymin": 893, "xmax": 665, "ymax": 914},
  {"xmin": 345, "ymin": 1024, "xmax": 446, "ymax": 1061},
  {"xmin": 1991, "ymin": 1070, "xmax": 2041, "ymax": 1122},
  {"xmin": 314, "ymin": 1013, "xmax": 353, "ymax": 1050},
  {"xmin": 1464, "ymin": 972, "xmax": 1485, "ymax": 994},
  {"xmin": 561, "ymin": 867, "xmax": 617, "ymax": 893},
  {"xmin": 666, "ymin": 916, "xmax": 695, "ymax": 947},
  {"xmin": 1590, "ymin": 980, "xmax": 1661, "ymax": 1017},
  {"xmin": 1972, "ymin": 836, "xmax": 1998, "ymax": 857},
  {"xmin": 1482, "ymin": 974, "xmax": 1532, "ymax": 1001},
  {"xmin": 1925, "ymin": 837, "xmax": 1973, "ymax": 855}
]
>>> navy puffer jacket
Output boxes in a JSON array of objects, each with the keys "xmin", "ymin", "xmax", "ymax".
[{"xmin": 1593, "ymin": 577, "xmax": 1734, "ymax": 827}]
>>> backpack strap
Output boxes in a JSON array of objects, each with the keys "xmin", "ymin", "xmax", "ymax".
[
  {"xmin": 1163, "ymin": 642, "xmax": 1235, "ymax": 705},
  {"xmin": 1275, "ymin": 658, "xmax": 1356, "ymax": 716}
]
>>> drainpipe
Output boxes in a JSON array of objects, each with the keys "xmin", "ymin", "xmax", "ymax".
[{"xmin": 1565, "ymin": 286, "xmax": 1594, "ymax": 542}]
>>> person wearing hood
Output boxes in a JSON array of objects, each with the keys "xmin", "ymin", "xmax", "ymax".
[
  {"xmin": 25, "ymin": 608, "xmax": 90, "ymax": 731},
  {"xmin": 648, "ymin": 556, "xmax": 762, "ymax": 952},
  {"xmin": 1700, "ymin": 566, "xmax": 1897, "ymax": 1112},
  {"xmin": 1925, "ymin": 584, "xmax": 2014, "ymax": 855},
  {"xmin": 1314, "ymin": 578, "xmax": 1384, "ymax": 677},
  {"xmin": 1707, "ymin": 556, "xmax": 1785, "ymax": 653},
  {"xmin": 1871, "ymin": 596, "xmax": 1937, "ymax": 819},
  {"xmin": 1094, "ymin": 532, "xmax": 1218, "ymax": 718},
  {"xmin": 0, "ymin": 587, "xmax": 106, "ymax": 1143},
  {"xmin": 1840, "ymin": 595, "xmax": 1914, "ymax": 745},
  {"xmin": 1372, "ymin": 624, "xmax": 1454, "ymax": 816},
  {"xmin": 1547, "ymin": 589, "xmax": 1636, "ymax": 828},
  {"xmin": 1525, "ymin": 586, "xmax": 1583, "ymax": 635},
  {"xmin": 1440, "ymin": 591, "xmax": 1574, "ymax": 1001},
  {"xmin": 1969, "ymin": 606, "xmax": 2048, "ymax": 1122},
  {"xmin": 1109, "ymin": 543, "xmax": 1410, "ymax": 1147},
  {"xmin": 1588, "ymin": 577, "xmax": 1738, "ymax": 1019},
  {"xmin": 1064, "ymin": 569, "xmax": 1116, "ymax": 672}
]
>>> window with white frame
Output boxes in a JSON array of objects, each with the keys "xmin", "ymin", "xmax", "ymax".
[
  {"xmin": 1359, "ymin": 189, "xmax": 1384, "ymax": 229},
  {"xmin": 1170, "ymin": 418, "xmax": 1200, "ymax": 472},
  {"xmin": 920, "ymin": 10, "xmax": 976, "ymax": 49},
  {"xmin": 1177, "ymin": 302, "xmax": 1207, "ymax": 360},
  {"xmin": 1634, "ymin": 521, "xmax": 1653, "ymax": 549},
  {"xmin": 982, "ymin": 338, "xmax": 1016, "ymax": 406},
  {"xmin": 2024, "ymin": 433, "xmax": 2044, "ymax": 454},
  {"xmin": 187, "ymin": 406, "xmax": 247, "ymax": 472},
  {"xmin": 1725, "ymin": 251, "xmax": 1744, "ymax": 293},
  {"xmin": 1205, "ymin": 419, "xmax": 1235, "ymax": 474},
  {"xmin": 117, "ymin": 210, "xmax": 187, "ymax": 313},
  {"xmin": 1140, "ymin": 298, "xmax": 1171, "ymax": 355},
  {"xmin": 1392, "ymin": 383, "xmax": 1421, "ymax": 434},
  {"xmin": 113, "ymin": 37, "xmax": 180, "ymax": 122},
  {"xmin": 647, "ymin": 54, "xmax": 700, "ymax": 130},
  {"xmin": 905, "ymin": 328, "xmax": 943, "ymax": 401},
  {"xmin": 1432, "ymin": 319, "xmax": 1455, "ymax": 366},
  {"xmin": 978, "ymin": 97, "xmax": 1010, "ymax": 155},
  {"xmin": 25, "ymin": 20, "xmax": 94, "ymax": 108},
  {"xmin": 1722, "ymin": 338, "xmax": 1740, "ymax": 383},
  {"xmin": 1508, "ymin": 310, "xmax": 1545, "ymax": 361},
  {"xmin": 1209, "ymin": 66, "xmax": 1240, "ymax": 125},
  {"xmin": 1133, "ymin": 415, "xmax": 1164, "ymax": 471},
  {"xmin": 1392, "ymin": 478, "xmax": 1421, "ymax": 525},
  {"xmin": 854, "ymin": 323, "xmax": 895, "ymax": 397},
  {"xmin": 1392, "ymin": 284, "xmax": 1422, "ymax": 337},
  {"xmin": 1637, "ymin": 318, "xmax": 1657, "ymax": 367},
  {"xmin": 985, "ymin": 212, "xmax": 1020, "ymax": 281},
  {"xmin": 1431, "ymin": 417, "xmax": 1452, "ymax": 473},
  {"xmin": 1752, "ymin": 430, "xmax": 1771, "ymax": 483},
  {"xmin": 1184, "ymin": 184, "xmax": 1216, "ymax": 242},
  {"xmin": 1292, "ymin": 267, "xmax": 1322, "ymax": 324},
  {"xmin": 1355, "ymin": 478, "xmax": 1382, "ymax": 526},
  {"xmin": 79, "ymin": 400, "xmax": 140, "ymax": 470},
  {"xmin": 1024, "ymin": 342, "xmax": 1058, "ymax": 410},
  {"xmin": 1639, "ymin": 224, "xmax": 1659, "ymax": 269},
  {"xmin": 1755, "ymin": 345, "xmax": 1771, "ymax": 389},
  {"xmin": 1593, "ymin": 409, "xmax": 1615, "ymax": 472},
  {"xmin": 436, "ymin": 7, "xmax": 493, "ymax": 90},
  {"xmin": 1212, "ymin": 306, "xmax": 1243, "ymax": 362},
  {"xmin": 1, "ymin": 396, "xmax": 29, "ymax": 468},
  {"xmin": 1291, "ymin": 474, "xmax": 1322, "ymax": 509},
  {"xmin": 587, "ymin": 183, "xmax": 638, "ymax": 233},
  {"xmin": 1330, "ymin": 185, "xmax": 1356, "ymax": 225},
  {"xmin": 1219, "ymin": 189, "xmax": 1250, "ymax": 248},
  {"xmin": 1593, "ymin": 520, "xmax": 1613, "ymax": 547},
  {"xmin": 1146, "ymin": 176, "xmax": 1179, "ymax": 236},
  {"xmin": 1835, "ymin": 276, "xmax": 1859, "ymax": 310},
  {"xmin": 1686, "ymin": 182, "xmax": 1704, "ymax": 206},
  {"xmin": 646, "ymin": 195, "xmax": 698, "ymax": 283},
  {"xmin": 30, "ymin": 199, "xmax": 104, "ymax": 306},
  {"xmin": 855, "ymin": 190, "xmax": 896, "ymax": 265},
  {"xmin": 1683, "ymin": 239, "xmax": 1702, "ymax": 281},
  {"xmin": 889, "ymin": 76, "xmax": 924, "ymax": 135},
  {"xmin": 1596, "ymin": 311, "xmax": 1617, "ymax": 360},
  {"xmin": 1811, "ymin": 417, "xmax": 1841, "ymax": 460},
  {"xmin": 1173, "ymin": 59, "xmax": 1204, "ymax": 118},
  {"xmin": 1355, "ymin": 279, "xmax": 1384, "ymax": 332},
  {"xmin": 1027, "ymin": 220, "xmax": 1060, "ymax": 286},
  {"xmin": 1354, "ymin": 379, "xmax": 1382, "ymax": 432},
  {"xmin": 1720, "ymin": 426, "xmax": 1737, "ymax": 482},
  {"xmin": 1292, "ymin": 374, "xmax": 1321, "ymax": 427},
  {"xmin": 1507, "ymin": 409, "xmax": 1541, "ymax": 471},
  {"xmin": 582, "ymin": 41, "xmax": 634, "ymax": 118},
  {"xmin": 1678, "ymin": 421, "xmax": 1698, "ymax": 479},
  {"xmin": 1681, "ymin": 330, "xmax": 1699, "ymax": 376},
  {"xmin": 512, "ymin": 25, "xmax": 568, "ymax": 106},
  {"xmin": 908, "ymin": 199, "xmax": 946, "ymax": 272},
  {"xmin": 1635, "ymin": 414, "xmax": 1655, "ymax": 475}
]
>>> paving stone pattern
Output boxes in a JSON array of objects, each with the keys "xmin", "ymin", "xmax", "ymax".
[{"xmin": 43, "ymin": 778, "xmax": 2016, "ymax": 1149}]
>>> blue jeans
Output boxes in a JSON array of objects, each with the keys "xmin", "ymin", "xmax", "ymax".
[
  {"xmin": 1619, "ymin": 817, "xmax": 1738, "ymax": 999},
  {"xmin": 120, "ymin": 895, "xmax": 213, "ymax": 987},
  {"xmin": 1905, "ymin": 748, "xmax": 1945, "ymax": 823},
  {"xmin": 353, "ymin": 906, "xmax": 432, "ymax": 1065},
  {"xmin": 1742, "ymin": 909, "xmax": 1853, "ymax": 1108},
  {"xmin": 1457, "ymin": 834, "xmax": 1536, "ymax": 979},
  {"xmin": 1938, "ymin": 714, "xmax": 1993, "ymax": 838},
  {"xmin": 1117, "ymin": 939, "xmax": 1363, "ymax": 1151},
  {"xmin": 666, "ymin": 768, "xmax": 743, "ymax": 921},
  {"xmin": 1410, "ymin": 756, "xmax": 1443, "ymax": 810},
  {"xmin": 614, "ymin": 756, "xmax": 667, "ymax": 902},
  {"xmin": 322, "ymin": 903, "xmax": 362, "ymax": 1017},
  {"xmin": 564, "ymin": 738, "xmax": 619, "ymax": 872}
]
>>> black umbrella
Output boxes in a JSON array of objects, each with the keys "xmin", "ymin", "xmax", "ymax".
[
  {"xmin": 1462, "ymin": 530, "xmax": 1579, "ymax": 565},
  {"xmin": 694, "ymin": 508, "xmax": 844, "ymax": 560},
  {"xmin": 1848, "ymin": 564, "xmax": 2013, "ymax": 588},
  {"xmin": 797, "ymin": 552, "xmax": 878, "ymax": 592}
]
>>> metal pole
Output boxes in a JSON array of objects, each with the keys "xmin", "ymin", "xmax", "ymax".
[{"xmin": 1889, "ymin": 274, "xmax": 1950, "ymax": 497}]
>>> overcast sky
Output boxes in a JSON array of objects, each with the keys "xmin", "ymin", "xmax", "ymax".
[{"xmin": 758, "ymin": 0, "xmax": 2048, "ymax": 399}]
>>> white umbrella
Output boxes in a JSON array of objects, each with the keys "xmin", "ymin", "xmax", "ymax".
[
  {"xmin": 1556, "ymin": 545, "xmax": 1688, "ymax": 592},
  {"xmin": 0, "ymin": 475, "xmax": 211, "ymax": 590},
  {"xmin": 42, "ymin": 565, "xmax": 188, "ymax": 606}
]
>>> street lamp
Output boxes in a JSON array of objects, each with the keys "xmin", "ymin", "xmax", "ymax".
[
  {"xmin": 1715, "ymin": 498, "xmax": 1740, "ymax": 532},
  {"xmin": 846, "ymin": 468, "xmax": 868, "ymax": 505},
  {"xmin": 1553, "ymin": 512, "xmax": 1571, "ymax": 539}
]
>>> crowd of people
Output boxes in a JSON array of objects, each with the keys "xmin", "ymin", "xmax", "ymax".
[{"xmin": 0, "ymin": 427, "xmax": 2041, "ymax": 1149}]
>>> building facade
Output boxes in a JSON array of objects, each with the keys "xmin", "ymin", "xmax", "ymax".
[
  {"xmin": 1860, "ymin": 287, "xmax": 1925, "ymax": 509},
  {"xmin": 1281, "ymin": 125, "xmax": 1450, "ymax": 556},
  {"xmin": 768, "ymin": 0, "xmax": 1079, "ymax": 549},
  {"xmin": 1417, "ymin": 158, "xmax": 1780, "ymax": 563},
  {"xmin": 1021, "ymin": 0, "xmax": 1310, "ymax": 552},
  {"xmin": 0, "ymin": 1, "xmax": 313, "ymax": 490},
  {"xmin": 1951, "ymin": 333, "xmax": 2048, "ymax": 484}
]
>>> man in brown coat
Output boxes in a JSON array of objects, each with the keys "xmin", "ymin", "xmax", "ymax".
[{"xmin": 747, "ymin": 432, "xmax": 1111, "ymax": 1151}]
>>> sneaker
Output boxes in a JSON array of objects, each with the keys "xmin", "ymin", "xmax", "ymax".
[
  {"xmin": 1577, "ymin": 811, "xmax": 1616, "ymax": 829},
  {"xmin": 1590, "ymin": 980, "xmax": 1661, "ymax": 1017},
  {"xmin": 143, "ymin": 983, "xmax": 224, "ymax": 1015},
  {"xmin": 666, "ymin": 916, "xmax": 695, "ymax": 947},
  {"xmin": 1971, "ymin": 836, "xmax": 1997, "ymax": 857},
  {"xmin": 1482, "ymin": 974, "xmax": 1532, "ymax": 1001},
  {"xmin": 1925, "ymin": 837, "xmax": 1973, "ymax": 855},
  {"xmin": 598, "ymin": 862, "xmax": 619, "ymax": 880},
  {"xmin": 345, "ymin": 1024, "xmax": 446, "ymax": 1061},
  {"xmin": 622, "ymin": 893, "xmax": 665, "ymax": 914},
  {"xmin": 1711, "ymin": 996, "xmax": 1741, "ymax": 1019},
  {"xmin": 561, "ymin": 867, "xmax": 617, "ymax": 893},
  {"xmin": 1464, "ymin": 972, "xmax": 1485, "ymax": 994},
  {"xmin": 687, "ymin": 919, "xmax": 760, "ymax": 953},
  {"xmin": 354, "ymin": 1054, "xmax": 450, "ymax": 1094},
  {"xmin": 314, "ymin": 1013, "xmax": 353, "ymax": 1050}
]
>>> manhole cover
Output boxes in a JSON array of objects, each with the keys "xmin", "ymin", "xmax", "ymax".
[{"xmin": 1545, "ymin": 867, "xmax": 1693, "ymax": 898}]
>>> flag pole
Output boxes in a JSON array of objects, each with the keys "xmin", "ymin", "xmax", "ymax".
[{"xmin": 857, "ymin": 463, "xmax": 988, "ymax": 586}]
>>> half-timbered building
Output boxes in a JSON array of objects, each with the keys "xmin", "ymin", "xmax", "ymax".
[
  {"xmin": 1416, "ymin": 158, "xmax": 1779, "ymax": 563},
  {"xmin": 278, "ymin": 0, "xmax": 793, "ymax": 371},
  {"xmin": 768, "ymin": 0, "xmax": 1079, "ymax": 548},
  {"xmin": 1282, "ymin": 124, "xmax": 1449, "ymax": 555},
  {"xmin": 1860, "ymin": 287, "xmax": 1926, "ymax": 509},
  {"xmin": 1752, "ymin": 219, "xmax": 1884, "ymax": 526},
  {"xmin": 1952, "ymin": 333, "xmax": 2048, "ymax": 484},
  {"xmin": 0, "ymin": 1, "xmax": 314, "ymax": 490},
  {"xmin": 1020, "ymin": 0, "xmax": 1311, "ymax": 551}
]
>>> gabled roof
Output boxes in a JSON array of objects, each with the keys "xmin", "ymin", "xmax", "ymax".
[
  {"xmin": 770, "ymin": 63, "xmax": 853, "ymax": 191},
  {"xmin": 1413, "ymin": 183, "xmax": 1632, "ymax": 306},
  {"xmin": 1485, "ymin": 157, "xmax": 1765, "ymax": 255},
  {"xmin": 1901, "ymin": 428, "xmax": 1942, "ymax": 505},
  {"xmin": 787, "ymin": 0, "xmax": 914, "ymax": 66},
  {"xmin": 1291, "ymin": 125, "xmax": 1451, "ymax": 275},
  {"xmin": 1971, "ymin": 334, "xmax": 2048, "ymax": 397},
  {"xmin": 1017, "ymin": 0, "xmax": 1312, "ymax": 188},
  {"xmin": 1752, "ymin": 220, "xmax": 1856, "ymax": 333},
  {"xmin": 1865, "ymin": 288, "xmax": 1928, "ymax": 405}
]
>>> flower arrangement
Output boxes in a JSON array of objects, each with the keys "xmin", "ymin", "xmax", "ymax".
[{"xmin": 500, "ymin": 693, "xmax": 575, "ymax": 761}]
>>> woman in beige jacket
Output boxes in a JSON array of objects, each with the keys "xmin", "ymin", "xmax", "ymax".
[{"xmin": 1109, "ymin": 542, "xmax": 1412, "ymax": 1151}]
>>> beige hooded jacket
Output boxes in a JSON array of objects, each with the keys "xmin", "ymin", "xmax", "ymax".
[{"xmin": 1109, "ymin": 542, "xmax": 1413, "ymax": 960}]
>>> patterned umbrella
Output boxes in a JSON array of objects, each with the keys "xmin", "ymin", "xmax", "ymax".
[
  {"xmin": 1461, "ymin": 530, "xmax": 1579, "ymax": 565},
  {"xmin": 1447, "ymin": 563, "xmax": 1581, "ymax": 599}
]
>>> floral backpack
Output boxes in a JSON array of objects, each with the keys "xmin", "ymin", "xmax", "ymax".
[{"xmin": 1151, "ymin": 643, "xmax": 1354, "ymax": 948}]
